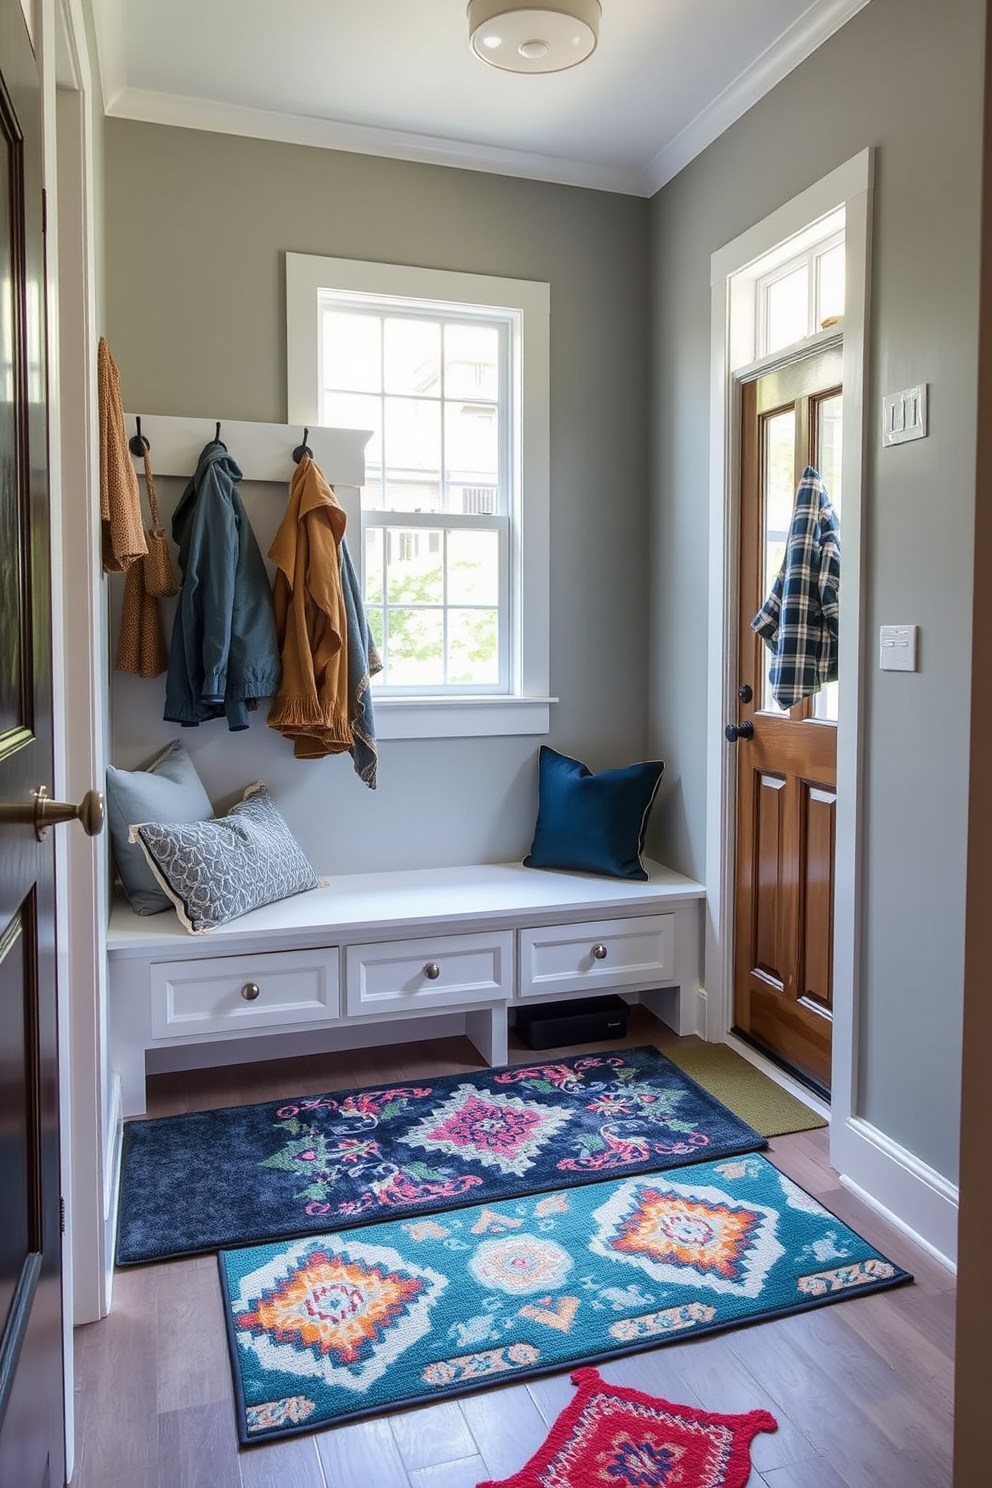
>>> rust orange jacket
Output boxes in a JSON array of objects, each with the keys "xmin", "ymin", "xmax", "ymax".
[{"xmin": 267, "ymin": 455, "xmax": 353, "ymax": 758}]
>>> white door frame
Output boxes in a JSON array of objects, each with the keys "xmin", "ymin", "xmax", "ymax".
[
  {"xmin": 704, "ymin": 150, "xmax": 872, "ymax": 1137},
  {"xmin": 705, "ymin": 150, "xmax": 960, "ymax": 1265},
  {"xmin": 46, "ymin": 0, "xmax": 115, "ymax": 1331}
]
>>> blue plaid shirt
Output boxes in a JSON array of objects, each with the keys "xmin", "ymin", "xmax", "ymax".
[{"xmin": 751, "ymin": 466, "xmax": 840, "ymax": 709}]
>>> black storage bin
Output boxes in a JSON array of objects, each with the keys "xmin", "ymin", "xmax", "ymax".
[{"xmin": 514, "ymin": 994, "xmax": 630, "ymax": 1051}]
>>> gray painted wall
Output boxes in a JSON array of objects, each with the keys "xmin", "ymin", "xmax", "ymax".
[
  {"xmin": 102, "ymin": 121, "xmax": 650, "ymax": 873},
  {"xmin": 101, "ymin": 0, "xmax": 981, "ymax": 1184},
  {"xmin": 648, "ymin": 0, "xmax": 984, "ymax": 1182}
]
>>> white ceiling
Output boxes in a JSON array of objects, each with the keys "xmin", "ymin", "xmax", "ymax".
[{"xmin": 92, "ymin": 0, "xmax": 870, "ymax": 196}]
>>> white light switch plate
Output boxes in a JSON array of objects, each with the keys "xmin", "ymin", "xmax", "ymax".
[
  {"xmin": 882, "ymin": 385, "xmax": 927, "ymax": 445},
  {"xmin": 879, "ymin": 624, "xmax": 917, "ymax": 671}
]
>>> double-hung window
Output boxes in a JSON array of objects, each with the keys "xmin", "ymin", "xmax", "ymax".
[{"xmin": 286, "ymin": 254, "xmax": 551, "ymax": 739}]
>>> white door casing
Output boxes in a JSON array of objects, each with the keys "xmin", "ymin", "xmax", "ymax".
[{"xmin": 707, "ymin": 150, "xmax": 959, "ymax": 1266}]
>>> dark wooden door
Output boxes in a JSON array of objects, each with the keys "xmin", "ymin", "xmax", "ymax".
[
  {"xmin": 732, "ymin": 346, "xmax": 843, "ymax": 1094},
  {"xmin": 0, "ymin": 2, "xmax": 64, "ymax": 1484}
]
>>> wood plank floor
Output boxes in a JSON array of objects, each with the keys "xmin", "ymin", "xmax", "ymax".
[{"xmin": 70, "ymin": 1008, "xmax": 956, "ymax": 1488}]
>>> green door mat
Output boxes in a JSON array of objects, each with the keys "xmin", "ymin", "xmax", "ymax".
[{"xmin": 663, "ymin": 1042, "xmax": 827, "ymax": 1137}]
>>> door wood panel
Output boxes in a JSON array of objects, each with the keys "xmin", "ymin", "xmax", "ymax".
[{"xmin": 732, "ymin": 346, "xmax": 841, "ymax": 1093}]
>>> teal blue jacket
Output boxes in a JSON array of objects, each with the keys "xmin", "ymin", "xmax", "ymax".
[{"xmin": 164, "ymin": 443, "xmax": 281, "ymax": 730}]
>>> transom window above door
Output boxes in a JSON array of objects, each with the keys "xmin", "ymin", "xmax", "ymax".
[
  {"xmin": 727, "ymin": 206, "xmax": 846, "ymax": 370},
  {"xmin": 757, "ymin": 228, "xmax": 845, "ymax": 357}
]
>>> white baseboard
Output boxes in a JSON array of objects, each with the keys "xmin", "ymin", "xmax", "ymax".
[{"xmin": 834, "ymin": 1116, "xmax": 958, "ymax": 1271}]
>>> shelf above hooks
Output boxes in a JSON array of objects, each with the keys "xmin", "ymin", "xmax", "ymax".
[{"xmin": 122, "ymin": 415, "xmax": 372, "ymax": 486}]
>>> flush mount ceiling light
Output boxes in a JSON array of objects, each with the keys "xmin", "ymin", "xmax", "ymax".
[{"xmin": 468, "ymin": 0, "xmax": 601, "ymax": 74}]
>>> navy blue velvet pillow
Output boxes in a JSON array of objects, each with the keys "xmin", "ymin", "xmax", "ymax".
[{"xmin": 524, "ymin": 746, "xmax": 664, "ymax": 881}]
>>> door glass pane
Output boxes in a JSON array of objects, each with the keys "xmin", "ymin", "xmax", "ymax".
[
  {"xmin": 761, "ymin": 410, "xmax": 795, "ymax": 713},
  {"xmin": 813, "ymin": 391, "xmax": 843, "ymax": 722},
  {"xmin": 766, "ymin": 266, "xmax": 809, "ymax": 354},
  {"xmin": 816, "ymin": 394, "xmax": 843, "ymax": 516},
  {"xmin": 817, "ymin": 244, "xmax": 845, "ymax": 326},
  {"xmin": 814, "ymin": 679, "xmax": 839, "ymax": 722}
]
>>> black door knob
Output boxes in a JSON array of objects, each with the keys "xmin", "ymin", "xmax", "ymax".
[{"xmin": 725, "ymin": 721, "xmax": 754, "ymax": 743}]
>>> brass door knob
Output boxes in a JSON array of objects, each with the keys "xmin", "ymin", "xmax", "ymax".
[
  {"xmin": 424, "ymin": 963, "xmax": 441, "ymax": 981},
  {"xmin": 0, "ymin": 786, "xmax": 105, "ymax": 841},
  {"xmin": 591, "ymin": 944, "xmax": 608, "ymax": 960},
  {"xmin": 241, "ymin": 982, "xmax": 261, "ymax": 1001}
]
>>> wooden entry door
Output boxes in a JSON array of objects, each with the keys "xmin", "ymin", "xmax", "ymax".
[
  {"xmin": 731, "ymin": 346, "xmax": 843, "ymax": 1094},
  {"xmin": 0, "ymin": 4, "xmax": 64, "ymax": 1484}
]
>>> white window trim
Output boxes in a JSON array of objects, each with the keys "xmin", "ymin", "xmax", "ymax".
[{"xmin": 286, "ymin": 252, "xmax": 553, "ymax": 740}]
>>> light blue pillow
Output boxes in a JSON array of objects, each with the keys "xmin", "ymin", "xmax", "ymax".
[
  {"xmin": 523, "ymin": 746, "xmax": 664, "ymax": 881},
  {"xmin": 131, "ymin": 783, "xmax": 319, "ymax": 934},
  {"xmin": 107, "ymin": 741, "xmax": 214, "ymax": 914}
]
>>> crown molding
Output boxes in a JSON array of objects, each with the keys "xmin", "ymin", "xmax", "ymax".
[
  {"xmin": 644, "ymin": 0, "xmax": 873, "ymax": 195},
  {"xmin": 93, "ymin": 0, "xmax": 870, "ymax": 199},
  {"xmin": 105, "ymin": 86, "xmax": 648, "ymax": 197},
  {"xmin": 89, "ymin": 0, "xmax": 126, "ymax": 111}
]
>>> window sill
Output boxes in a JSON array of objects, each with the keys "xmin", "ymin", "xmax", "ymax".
[{"xmin": 373, "ymin": 696, "xmax": 557, "ymax": 741}]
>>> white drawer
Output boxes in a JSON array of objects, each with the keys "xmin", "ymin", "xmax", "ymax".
[
  {"xmin": 346, "ymin": 930, "xmax": 514, "ymax": 1015},
  {"xmin": 518, "ymin": 913, "xmax": 675, "ymax": 998},
  {"xmin": 149, "ymin": 948, "xmax": 339, "ymax": 1039}
]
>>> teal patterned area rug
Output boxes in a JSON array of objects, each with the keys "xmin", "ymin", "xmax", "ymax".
[{"xmin": 219, "ymin": 1152, "xmax": 911, "ymax": 1444}]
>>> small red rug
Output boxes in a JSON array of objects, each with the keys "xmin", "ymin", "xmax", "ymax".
[{"xmin": 476, "ymin": 1367, "xmax": 776, "ymax": 1488}]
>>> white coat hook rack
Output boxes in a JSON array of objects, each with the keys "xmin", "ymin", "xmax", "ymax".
[{"xmin": 122, "ymin": 415, "xmax": 372, "ymax": 488}]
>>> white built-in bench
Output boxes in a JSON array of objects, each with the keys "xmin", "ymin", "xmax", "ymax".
[{"xmin": 106, "ymin": 859, "xmax": 705, "ymax": 1116}]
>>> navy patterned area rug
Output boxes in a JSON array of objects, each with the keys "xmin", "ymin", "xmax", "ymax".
[
  {"xmin": 116, "ymin": 1047, "xmax": 766, "ymax": 1265},
  {"xmin": 218, "ymin": 1153, "xmax": 911, "ymax": 1444}
]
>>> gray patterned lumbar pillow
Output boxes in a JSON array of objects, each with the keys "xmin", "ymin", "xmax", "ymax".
[{"xmin": 130, "ymin": 783, "xmax": 319, "ymax": 934}]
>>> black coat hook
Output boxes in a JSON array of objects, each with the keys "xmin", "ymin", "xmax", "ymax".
[
  {"xmin": 128, "ymin": 416, "xmax": 149, "ymax": 457},
  {"xmin": 212, "ymin": 421, "xmax": 227, "ymax": 450},
  {"xmin": 292, "ymin": 427, "xmax": 313, "ymax": 464}
]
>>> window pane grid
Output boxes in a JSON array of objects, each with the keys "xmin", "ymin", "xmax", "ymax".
[
  {"xmin": 366, "ymin": 517, "xmax": 507, "ymax": 693},
  {"xmin": 318, "ymin": 293, "xmax": 513, "ymax": 695},
  {"xmin": 319, "ymin": 304, "xmax": 509, "ymax": 514}
]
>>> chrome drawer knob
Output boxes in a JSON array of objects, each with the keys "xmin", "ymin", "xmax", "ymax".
[
  {"xmin": 241, "ymin": 981, "xmax": 261, "ymax": 1001},
  {"xmin": 424, "ymin": 963, "xmax": 441, "ymax": 981},
  {"xmin": 591, "ymin": 944, "xmax": 608, "ymax": 960}
]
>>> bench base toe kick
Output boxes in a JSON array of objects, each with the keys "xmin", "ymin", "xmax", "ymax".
[{"xmin": 107, "ymin": 864, "xmax": 704, "ymax": 1116}]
